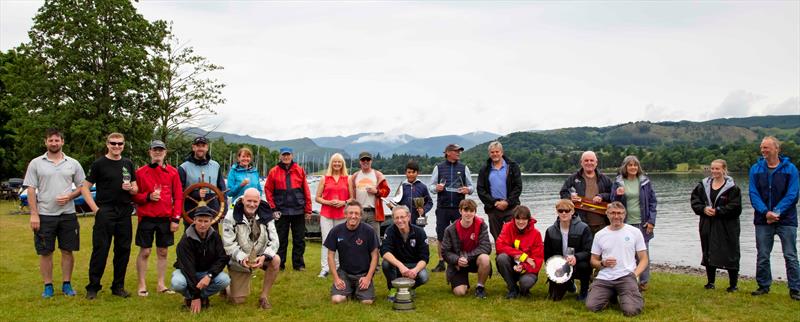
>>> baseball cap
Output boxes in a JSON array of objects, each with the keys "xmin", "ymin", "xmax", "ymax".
[
  {"xmin": 359, "ymin": 151, "xmax": 373, "ymax": 160},
  {"xmin": 444, "ymin": 144, "xmax": 464, "ymax": 152},
  {"xmin": 149, "ymin": 140, "xmax": 166, "ymax": 150},
  {"xmin": 279, "ymin": 147, "xmax": 293, "ymax": 155},
  {"xmin": 193, "ymin": 136, "xmax": 209, "ymax": 145},
  {"xmin": 193, "ymin": 206, "xmax": 215, "ymax": 218}
]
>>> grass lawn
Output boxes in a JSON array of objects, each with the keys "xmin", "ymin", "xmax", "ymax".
[{"xmin": 0, "ymin": 201, "xmax": 797, "ymax": 321}]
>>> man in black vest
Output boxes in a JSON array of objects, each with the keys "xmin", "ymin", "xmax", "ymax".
[{"xmin": 429, "ymin": 143, "xmax": 474, "ymax": 272}]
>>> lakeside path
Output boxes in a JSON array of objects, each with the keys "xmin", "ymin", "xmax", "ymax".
[{"xmin": 1, "ymin": 202, "xmax": 797, "ymax": 321}]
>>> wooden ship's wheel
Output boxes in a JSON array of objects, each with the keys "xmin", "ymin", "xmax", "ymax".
[{"xmin": 182, "ymin": 182, "xmax": 227, "ymax": 225}]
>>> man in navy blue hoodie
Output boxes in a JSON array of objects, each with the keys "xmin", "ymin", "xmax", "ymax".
[{"xmin": 748, "ymin": 136, "xmax": 799, "ymax": 300}]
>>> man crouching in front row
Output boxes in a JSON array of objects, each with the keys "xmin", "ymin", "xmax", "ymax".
[
  {"xmin": 586, "ymin": 201, "xmax": 648, "ymax": 317},
  {"xmin": 222, "ymin": 188, "xmax": 281, "ymax": 310},
  {"xmin": 325, "ymin": 200, "xmax": 380, "ymax": 304},
  {"xmin": 171, "ymin": 207, "xmax": 230, "ymax": 313}
]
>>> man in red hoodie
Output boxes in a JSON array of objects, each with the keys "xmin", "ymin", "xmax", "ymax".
[
  {"xmin": 495, "ymin": 205, "xmax": 544, "ymax": 299},
  {"xmin": 132, "ymin": 140, "xmax": 183, "ymax": 296},
  {"xmin": 441, "ymin": 199, "xmax": 492, "ymax": 298}
]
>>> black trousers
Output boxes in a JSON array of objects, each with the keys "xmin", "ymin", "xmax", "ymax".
[
  {"xmin": 276, "ymin": 214, "xmax": 306, "ymax": 269},
  {"xmin": 86, "ymin": 205, "xmax": 133, "ymax": 292}
]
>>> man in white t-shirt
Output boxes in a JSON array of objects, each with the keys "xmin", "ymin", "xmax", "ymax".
[{"xmin": 586, "ymin": 201, "xmax": 648, "ymax": 317}]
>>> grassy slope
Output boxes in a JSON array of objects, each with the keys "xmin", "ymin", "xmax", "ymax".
[{"xmin": 0, "ymin": 201, "xmax": 796, "ymax": 322}]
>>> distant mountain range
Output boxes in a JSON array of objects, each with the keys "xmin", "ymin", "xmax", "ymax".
[
  {"xmin": 311, "ymin": 131, "xmax": 500, "ymax": 157},
  {"xmin": 186, "ymin": 115, "xmax": 798, "ymax": 163},
  {"xmin": 185, "ymin": 127, "xmax": 500, "ymax": 160}
]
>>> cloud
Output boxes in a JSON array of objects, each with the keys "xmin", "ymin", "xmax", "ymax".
[
  {"xmin": 710, "ymin": 90, "xmax": 766, "ymax": 118},
  {"xmin": 762, "ymin": 97, "xmax": 799, "ymax": 115}
]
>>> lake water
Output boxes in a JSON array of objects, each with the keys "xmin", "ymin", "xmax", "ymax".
[{"xmin": 311, "ymin": 173, "xmax": 799, "ymax": 279}]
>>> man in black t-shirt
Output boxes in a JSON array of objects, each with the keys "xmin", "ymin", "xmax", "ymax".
[
  {"xmin": 323, "ymin": 201, "xmax": 379, "ymax": 304},
  {"xmin": 82, "ymin": 133, "xmax": 139, "ymax": 300},
  {"xmin": 381, "ymin": 206, "xmax": 430, "ymax": 302}
]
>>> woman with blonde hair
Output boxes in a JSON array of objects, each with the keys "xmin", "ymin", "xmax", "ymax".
[
  {"xmin": 690, "ymin": 159, "xmax": 742, "ymax": 292},
  {"xmin": 314, "ymin": 153, "xmax": 352, "ymax": 278}
]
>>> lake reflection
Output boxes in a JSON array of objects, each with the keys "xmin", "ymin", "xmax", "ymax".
[{"xmin": 313, "ymin": 173, "xmax": 799, "ymax": 279}]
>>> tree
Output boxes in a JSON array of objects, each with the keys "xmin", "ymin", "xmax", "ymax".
[
  {"xmin": 8, "ymin": 0, "xmax": 167, "ymax": 168},
  {"xmin": 152, "ymin": 25, "xmax": 225, "ymax": 144}
]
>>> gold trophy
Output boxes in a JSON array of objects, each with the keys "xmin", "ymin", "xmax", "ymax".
[{"xmin": 413, "ymin": 197, "xmax": 426, "ymax": 226}]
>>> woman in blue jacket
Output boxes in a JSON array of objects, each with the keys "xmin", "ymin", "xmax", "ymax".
[
  {"xmin": 226, "ymin": 147, "xmax": 263, "ymax": 201},
  {"xmin": 611, "ymin": 155, "xmax": 657, "ymax": 291}
]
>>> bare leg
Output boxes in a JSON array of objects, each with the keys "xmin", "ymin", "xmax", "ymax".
[
  {"xmin": 40, "ymin": 253, "xmax": 54, "ymax": 284},
  {"xmin": 331, "ymin": 295, "xmax": 348, "ymax": 304},
  {"xmin": 477, "ymin": 254, "xmax": 491, "ymax": 285},
  {"xmin": 261, "ymin": 255, "xmax": 281, "ymax": 300},
  {"xmin": 61, "ymin": 250, "xmax": 74, "ymax": 282},
  {"xmin": 453, "ymin": 285, "xmax": 469, "ymax": 296},
  {"xmin": 156, "ymin": 247, "xmax": 168, "ymax": 291},
  {"xmin": 136, "ymin": 247, "xmax": 152, "ymax": 292}
]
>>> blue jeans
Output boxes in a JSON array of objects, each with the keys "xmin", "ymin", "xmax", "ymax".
[
  {"xmin": 171, "ymin": 269, "xmax": 231, "ymax": 299},
  {"xmin": 755, "ymin": 225, "xmax": 799, "ymax": 291}
]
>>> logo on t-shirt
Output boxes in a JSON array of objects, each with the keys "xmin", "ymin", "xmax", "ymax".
[
  {"xmin": 624, "ymin": 236, "xmax": 630, "ymax": 242},
  {"xmin": 410, "ymin": 239, "xmax": 416, "ymax": 247},
  {"xmin": 356, "ymin": 238, "xmax": 364, "ymax": 246},
  {"xmin": 470, "ymin": 233, "xmax": 476, "ymax": 241}
]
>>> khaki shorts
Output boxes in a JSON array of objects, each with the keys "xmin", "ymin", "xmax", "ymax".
[{"xmin": 229, "ymin": 269, "xmax": 254, "ymax": 299}]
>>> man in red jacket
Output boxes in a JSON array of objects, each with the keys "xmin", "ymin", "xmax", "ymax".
[
  {"xmin": 132, "ymin": 140, "xmax": 183, "ymax": 296},
  {"xmin": 265, "ymin": 147, "xmax": 312, "ymax": 271},
  {"xmin": 495, "ymin": 205, "xmax": 544, "ymax": 299}
]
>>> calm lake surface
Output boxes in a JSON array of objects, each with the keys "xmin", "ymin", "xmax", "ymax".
[{"xmin": 312, "ymin": 173, "xmax": 799, "ymax": 279}]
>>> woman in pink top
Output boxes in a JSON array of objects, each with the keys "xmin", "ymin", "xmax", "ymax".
[{"xmin": 314, "ymin": 153, "xmax": 352, "ymax": 277}]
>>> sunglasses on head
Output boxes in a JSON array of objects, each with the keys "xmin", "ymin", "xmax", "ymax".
[
  {"xmin": 557, "ymin": 209, "xmax": 572, "ymax": 214},
  {"xmin": 108, "ymin": 141, "xmax": 124, "ymax": 146}
]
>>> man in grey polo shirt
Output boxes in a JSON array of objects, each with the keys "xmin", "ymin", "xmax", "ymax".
[{"xmin": 24, "ymin": 129, "xmax": 98, "ymax": 298}]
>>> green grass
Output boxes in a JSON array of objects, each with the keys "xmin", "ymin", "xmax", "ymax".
[{"xmin": 0, "ymin": 200, "xmax": 797, "ymax": 321}]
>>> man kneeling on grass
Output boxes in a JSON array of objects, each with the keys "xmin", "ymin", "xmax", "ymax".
[
  {"xmin": 222, "ymin": 188, "xmax": 280, "ymax": 310},
  {"xmin": 325, "ymin": 200, "xmax": 379, "ymax": 304},
  {"xmin": 171, "ymin": 207, "xmax": 230, "ymax": 313},
  {"xmin": 586, "ymin": 202, "xmax": 648, "ymax": 317},
  {"xmin": 442, "ymin": 199, "xmax": 492, "ymax": 298},
  {"xmin": 381, "ymin": 205, "xmax": 430, "ymax": 302}
]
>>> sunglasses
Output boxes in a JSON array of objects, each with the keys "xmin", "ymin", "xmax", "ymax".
[
  {"xmin": 360, "ymin": 158, "xmax": 372, "ymax": 162},
  {"xmin": 557, "ymin": 209, "xmax": 572, "ymax": 214},
  {"xmin": 108, "ymin": 141, "xmax": 125, "ymax": 146}
]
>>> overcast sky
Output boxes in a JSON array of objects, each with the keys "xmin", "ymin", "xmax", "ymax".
[{"xmin": 2, "ymin": 1, "xmax": 798, "ymax": 140}]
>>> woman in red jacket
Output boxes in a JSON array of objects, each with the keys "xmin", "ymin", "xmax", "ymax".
[{"xmin": 495, "ymin": 205, "xmax": 544, "ymax": 299}]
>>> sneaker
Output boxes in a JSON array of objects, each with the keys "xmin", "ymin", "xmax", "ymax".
[
  {"xmin": 751, "ymin": 288, "xmax": 770, "ymax": 296},
  {"xmin": 726, "ymin": 286, "xmax": 738, "ymax": 293},
  {"xmin": 85, "ymin": 290, "xmax": 98, "ymax": 300},
  {"xmin": 704, "ymin": 283, "xmax": 715, "ymax": 290},
  {"xmin": 317, "ymin": 270, "xmax": 328, "ymax": 278},
  {"xmin": 387, "ymin": 288, "xmax": 397, "ymax": 302},
  {"xmin": 576, "ymin": 292, "xmax": 588, "ymax": 302},
  {"xmin": 294, "ymin": 266, "xmax": 306, "ymax": 272},
  {"xmin": 432, "ymin": 262, "xmax": 446, "ymax": 272},
  {"xmin": 790, "ymin": 290, "xmax": 800, "ymax": 301},
  {"xmin": 62, "ymin": 282, "xmax": 76, "ymax": 296},
  {"xmin": 111, "ymin": 288, "xmax": 131, "ymax": 298},
  {"xmin": 42, "ymin": 284, "xmax": 55, "ymax": 299},
  {"xmin": 505, "ymin": 290, "xmax": 519, "ymax": 299},
  {"xmin": 475, "ymin": 286, "xmax": 487, "ymax": 299}
]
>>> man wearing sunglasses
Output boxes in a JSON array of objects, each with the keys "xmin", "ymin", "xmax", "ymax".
[
  {"xmin": 349, "ymin": 152, "xmax": 390, "ymax": 245},
  {"xmin": 83, "ymin": 133, "xmax": 138, "ymax": 299}
]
